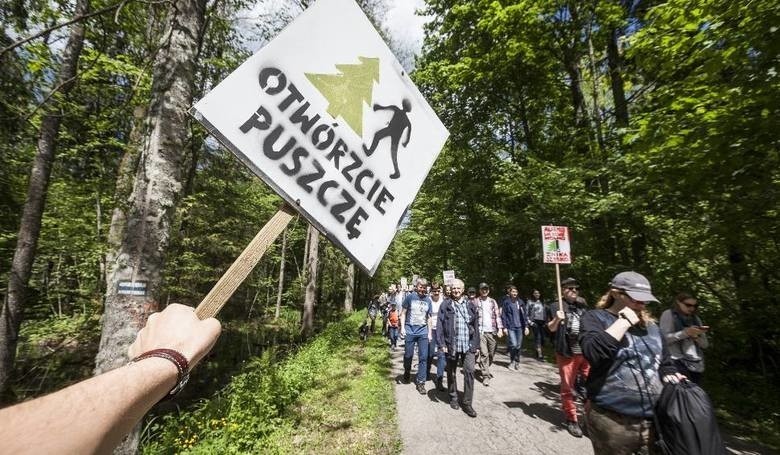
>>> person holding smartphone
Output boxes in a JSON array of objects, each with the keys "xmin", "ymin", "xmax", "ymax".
[{"xmin": 659, "ymin": 292, "xmax": 710, "ymax": 384}]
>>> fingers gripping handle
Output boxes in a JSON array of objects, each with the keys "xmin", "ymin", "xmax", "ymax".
[{"xmin": 195, "ymin": 206, "xmax": 296, "ymax": 320}]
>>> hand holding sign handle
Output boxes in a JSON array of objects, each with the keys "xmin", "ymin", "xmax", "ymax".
[{"xmin": 195, "ymin": 204, "xmax": 297, "ymax": 320}]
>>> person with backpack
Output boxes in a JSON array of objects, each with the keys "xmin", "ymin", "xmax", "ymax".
[
  {"xmin": 659, "ymin": 292, "xmax": 709, "ymax": 384},
  {"xmin": 580, "ymin": 271, "xmax": 683, "ymax": 454}
]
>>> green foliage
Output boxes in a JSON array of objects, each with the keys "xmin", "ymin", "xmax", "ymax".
[{"xmin": 142, "ymin": 312, "xmax": 399, "ymax": 454}]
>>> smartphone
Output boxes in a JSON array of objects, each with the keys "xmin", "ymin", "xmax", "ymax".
[{"xmin": 698, "ymin": 325, "xmax": 710, "ymax": 331}]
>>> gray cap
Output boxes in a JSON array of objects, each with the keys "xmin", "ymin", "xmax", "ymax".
[
  {"xmin": 610, "ymin": 271, "xmax": 659, "ymax": 303},
  {"xmin": 478, "ymin": 282, "xmax": 490, "ymax": 289}
]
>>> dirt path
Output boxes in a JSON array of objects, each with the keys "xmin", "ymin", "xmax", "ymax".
[{"xmin": 390, "ymin": 343, "xmax": 774, "ymax": 454}]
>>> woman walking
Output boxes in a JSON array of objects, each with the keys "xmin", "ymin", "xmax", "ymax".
[
  {"xmin": 659, "ymin": 293, "xmax": 709, "ymax": 384},
  {"xmin": 580, "ymin": 271, "xmax": 682, "ymax": 454}
]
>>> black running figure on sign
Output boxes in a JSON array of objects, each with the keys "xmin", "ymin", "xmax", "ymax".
[{"xmin": 363, "ymin": 99, "xmax": 412, "ymax": 179}]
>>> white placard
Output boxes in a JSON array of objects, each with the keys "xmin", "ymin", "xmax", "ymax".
[
  {"xmin": 442, "ymin": 270, "xmax": 455, "ymax": 285},
  {"xmin": 541, "ymin": 225, "xmax": 571, "ymax": 264},
  {"xmin": 191, "ymin": 0, "xmax": 448, "ymax": 275}
]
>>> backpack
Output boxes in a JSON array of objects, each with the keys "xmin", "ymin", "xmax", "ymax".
[{"xmin": 654, "ymin": 381, "xmax": 726, "ymax": 455}]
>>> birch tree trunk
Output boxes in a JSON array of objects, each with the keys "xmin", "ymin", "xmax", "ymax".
[
  {"xmin": 0, "ymin": 0, "xmax": 88, "ymax": 401},
  {"xmin": 302, "ymin": 224, "xmax": 319, "ymax": 335},
  {"xmin": 343, "ymin": 262, "xmax": 354, "ymax": 313},
  {"xmin": 94, "ymin": 0, "xmax": 206, "ymax": 451}
]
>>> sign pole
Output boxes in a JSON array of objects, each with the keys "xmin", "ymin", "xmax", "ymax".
[
  {"xmin": 196, "ymin": 204, "xmax": 297, "ymax": 319},
  {"xmin": 555, "ymin": 263, "xmax": 562, "ymax": 310}
]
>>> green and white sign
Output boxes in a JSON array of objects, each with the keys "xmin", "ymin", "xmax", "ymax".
[{"xmin": 191, "ymin": 0, "xmax": 449, "ymax": 275}]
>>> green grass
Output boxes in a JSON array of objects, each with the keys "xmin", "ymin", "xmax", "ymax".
[{"xmin": 142, "ymin": 312, "xmax": 401, "ymax": 454}]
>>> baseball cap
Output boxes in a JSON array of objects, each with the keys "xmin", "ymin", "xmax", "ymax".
[
  {"xmin": 467, "ymin": 286, "xmax": 477, "ymax": 293},
  {"xmin": 560, "ymin": 277, "xmax": 579, "ymax": 288},
  {"xmin": 610, "ymin": 271, "xmax": 659, "ymax": 303},
  {"xmin": 479, "ymin": 282, "xmax": 490, "ymax": 289}
]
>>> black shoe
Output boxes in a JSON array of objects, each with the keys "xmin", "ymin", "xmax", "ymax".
[
  {"xmin": 450, "ymin": 401, "xmax": 460, "ymax": 410},
  {"xmin": 566, "ymin": 420, "xmax": 583, "ymax": 438},
  {"xmin": 435, "ymin": 377, "xmax": 445, "ymax": 392},
  {"xmin": 416, "ymin": 382, "xmax": 426, "ymax": 395},
  {"xmin": 403, "ymin": 372, "xmax": 410, "ymax": 384},
  {"xmin": 463, "ymin": 405, "xmax": 477, "ymax": 418}
]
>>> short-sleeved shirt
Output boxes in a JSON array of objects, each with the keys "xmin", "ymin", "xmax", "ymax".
[{"xmin": 402, "ymin": 292, "xmax": 433, "ymax": 336}]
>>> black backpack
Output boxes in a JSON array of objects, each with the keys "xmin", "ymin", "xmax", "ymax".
[{"xmin": 654, "ymin": 381, "xmax": 726, "ymax": 455}]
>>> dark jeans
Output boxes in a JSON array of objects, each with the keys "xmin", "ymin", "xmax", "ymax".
[
  {"xmin": 427, "ymin": 329, "xmax": 446, "ymax": 379},
  {"xmin": 506, "ymin": 328, "xmax": 525, "ymax": 363},
  {"xmin": 388, "ymin": 327, "xmax": 398, "ymax": 348},
  {"xmin": 532, "ymin": 319, "xmax": 546, "ymax": 348},
  {"xmin": 446, "ymin": 351, "xmax": 475, "ymax": 406},
  {"xmin": 403, "ymin": 330, "xmax": 429, "ymax": 384}
]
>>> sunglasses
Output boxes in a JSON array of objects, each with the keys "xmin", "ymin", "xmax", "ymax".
[
  {"xmin": 682, "ymin": 302, "xmax": 698, "ymax": 308},
  {"xmin": 564, "ymin": 287, "xmax": 580, "ymax": 291}
]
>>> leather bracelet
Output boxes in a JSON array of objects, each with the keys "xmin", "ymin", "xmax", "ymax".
[{"xmin": 130, "ymin": 348, "xmax": 190, "ymax": 398}]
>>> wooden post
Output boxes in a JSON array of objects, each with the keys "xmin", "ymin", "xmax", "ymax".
[
  {"xmin": 195, "ymin": 205, "xmax": 296, "ymax": 320},
  {"xmin": 555, "ymin": 263, "xmax": 563, "ymax": 309}
]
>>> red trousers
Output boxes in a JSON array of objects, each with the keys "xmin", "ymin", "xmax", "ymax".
[{"xmin": 556, "ymin": 353, "xmax": 591, "ymax": 422}]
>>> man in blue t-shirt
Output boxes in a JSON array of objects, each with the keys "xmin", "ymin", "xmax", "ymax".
[{"xmin": 400, "ymin": 278, "xmax": 433, "ymax": 394}]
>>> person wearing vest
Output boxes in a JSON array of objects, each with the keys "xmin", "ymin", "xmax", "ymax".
[
  {"xmin": 475, "ymin": 282, "xmax": 504, "ymax": 386},
  {"xmin": 546, "ymin": 277, "xmax": 590, "ymax": 437},
  {"xmin": 580, "ymin": 271, "xmax": 682, "ymax": 454},
  {"xmin": 436, "ymin": 278, "xmax": 480, "ymax": 417}
]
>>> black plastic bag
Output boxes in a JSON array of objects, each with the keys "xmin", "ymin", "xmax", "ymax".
[{"xmin": 654, "ymin": 380, "xmax": 726, "ymax": 455}]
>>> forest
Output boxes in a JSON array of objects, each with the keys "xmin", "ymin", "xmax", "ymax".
[{"xmin": 0, "ymin": 0, "xmax": 778, "ymax": 452}]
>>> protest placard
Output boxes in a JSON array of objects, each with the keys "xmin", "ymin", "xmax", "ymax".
[{"xmin": 191, "ymin": 0, "xmax": 448, "ymax": 277}]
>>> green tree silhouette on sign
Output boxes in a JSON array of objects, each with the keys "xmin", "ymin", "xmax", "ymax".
[{"xmin": 306, "ymin": 56, "xmax": 380, "ymax": 137}]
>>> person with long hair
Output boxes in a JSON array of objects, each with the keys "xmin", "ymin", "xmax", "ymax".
[
  {"xmin": 525, "ymin": 289, "xmax": 547, "ymax": 360},
  {"xmin": 659, "ymin": 293, "xmax": 709, "ymax": 384},
  {"xmin": 580, "ymin": 271, "xmax": 683, "ymax": 454}
]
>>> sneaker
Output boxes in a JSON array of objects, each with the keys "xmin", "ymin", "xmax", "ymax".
[
  {"xmin": 513, "ymin": 362, "xmax": 520, "ymax": 371},
  {"xmin": 566, "ymin": 420, "xmax": 583, "ymax": 438},
  {"xmin": 483, "ymin": 377, "xmax": 490, "ymax": 387},
  {"xmin": 450, "ymin": 401, "xmax": 460, "ymax": 410},
  {"xmin": 416, "ymin": 383, "xmax": 426, "ymax": 395},
  {"xmin": 508, "ymin": 361, "xmax": 516, "ymax": 370},
  {"xmin": 463, "ymin": 405, "xmax": 477, "ymax": 418},
  {"xmin": 435, "ymin": 377, "xmax": 445, "ymax": 392},
  {"xmin": 403, "ymin": 372, "xmax": 410, "ymax": 384}
]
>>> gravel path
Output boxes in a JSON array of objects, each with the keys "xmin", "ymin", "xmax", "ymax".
[
  {"xmin": 391, "ymin": 344, "xmax": 594, "ymax": 454},
  {"xmin": 390, "ymin": 343, "xmax": 774, "ymax": 454}
]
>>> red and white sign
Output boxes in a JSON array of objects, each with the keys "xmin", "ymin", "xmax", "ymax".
[{"xmin": 541, "ymin": 225, "xmax": 571, "ymax": 264}]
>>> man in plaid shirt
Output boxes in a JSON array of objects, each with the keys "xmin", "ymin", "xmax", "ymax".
[{"xmin": 436, "ymin": 278, "xmax": 480, "ymax": 417}]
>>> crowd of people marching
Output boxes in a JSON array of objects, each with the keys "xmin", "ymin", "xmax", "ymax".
[{"xmin": 364, "ymin": 272, "xmax": 713, "ymax": 454}]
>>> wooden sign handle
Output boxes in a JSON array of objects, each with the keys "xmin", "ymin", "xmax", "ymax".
[{"xmin": 195, "ymin": 205, "xmax": 296, "ymax": 320}]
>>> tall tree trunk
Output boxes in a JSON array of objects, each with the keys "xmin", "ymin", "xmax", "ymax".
[
  {"xmin": 274, "ymin": 228, "xmax": 287, "ymax": 320},
  {"xmin": 0, "ymin": 0, "xmax": 88, "ymax": 402},
  {"xmin": 343, "ymin": 262, "xmax": 355, "ymax": 313},
  {"xmin": 94, "ymin": 0, "xmax": 206, "ymax": 452},
  {"xmin": 302, "ymin": 224, "xmax": 319, "ymax": 335},
  {"xmin": 607, "ymin": 27, "xmax": 629, "ymax": 128}
]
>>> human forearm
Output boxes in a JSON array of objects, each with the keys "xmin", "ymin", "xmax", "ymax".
[{"xmin": 0, "ymin": 358, "xmax": 176, "ymax": 454}]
